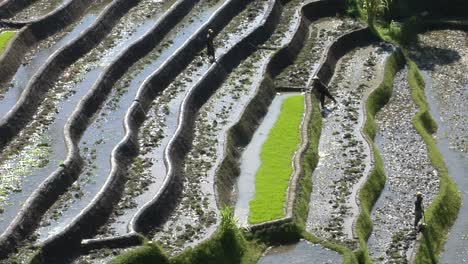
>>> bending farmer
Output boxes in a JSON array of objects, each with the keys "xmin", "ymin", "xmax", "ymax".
[{"xmin": 312, "ymin": 76, "xmax": 337, "ymax": 109}]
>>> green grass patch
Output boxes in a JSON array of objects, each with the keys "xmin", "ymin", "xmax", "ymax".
[
  {"xmin": 405, "ymin": 59, "xmax": 461, "ymax": 264},
  {"xmin": 108, "ymin": 207, "xmax": 265, "ymax": 264},
  {"xmin": 249, "ymin": 95, "xmax": 305, "ymax": 224},
  {"xmin": 0, "ymin": 31, "xmax": 16, "ymax": 55},
  {"xmin": 355, "ymin": 50, "xmax": 405, "ymax": 263},
  {"xmin": 294, "ymin": 95, "xmax": 359, "ymax": 264},
  {"xmin": 109, "ymin": 242, "xmax": 170, "ymax": 264}
]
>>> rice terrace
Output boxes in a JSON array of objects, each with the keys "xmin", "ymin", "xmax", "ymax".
[{"xmin": 0, "ymin": 0, "xmax": 466, "ymax": 263}]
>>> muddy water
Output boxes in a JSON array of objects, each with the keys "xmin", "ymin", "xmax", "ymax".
[
  {"xmin": 0, "ymin": 1, "xmax": 113, "ymax": 117},
  {"xmin": 409, "ymin": 29, "xmax": 468, "ymax": 264},
  {"xmin": 0, "ymin": 0, "xmax": 174, "ymax": 240},
  {"xmin": 258, "ymin": 240, "xmax": 342, "ymax": 264},
  {"xmin": 307, "ymin": 45, "xmax": 387, "ymax": 247},
  {"xmin": 94, "ymin": 0, "xmax": 271, "ymax": 247},
  {"xmin": 35, "ymin": 0, "xmax": 226, "ymax": 241},
  {"xmin": 275, "ymin": 16, "xmax": 361, "ymax": 88},
  {"xmin": 424, "ymin": 73, "xmax": 468, "ymax": 264},
  {"xmin": 263, "ymin": 0, "xmax": 303, "ymax": 48},
  {"xmin": 154, "ymin": 50, "xmax": 272, "ymax": 252},
  {"xmin": 367, "ymin": 68, "xmax": 439, "ymax": 263},
  {"xmin": 7, "ymin": 0, "xmax": 70, "ymax": 21},
  {"xmin": 0, "ymin": 0, "xmax": 117, "ymax": 235}
]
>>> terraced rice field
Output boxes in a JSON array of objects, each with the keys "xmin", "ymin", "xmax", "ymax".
[{"xmin": 0, "ymin": 0, "xmax": 465, "ymax": 263}]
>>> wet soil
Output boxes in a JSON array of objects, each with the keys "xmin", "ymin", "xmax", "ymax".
[
  {"xmin": 275, "ymin": 16, "xmax": 361, "ymax": 88},
  {"xmin": 154, "ymin": 49, "xmax": 271, "ymax": 254},
  {"xmin": 234, "ymin": 92, "xmax": 296, "ymax": 225},
  {"xmin": 263, "ymin": 0, "xmax": 302, "ymax": 48},
  {"xmin": 367, "ymin": 68, "xmax": 440, "ymax": 263},
  {"xmin": 53, "ymin": 0, "xmax": 252, "ymax": 244},
  {"xmin": 306, "ymin": 45, "xmax": 388, "ymax": 248},
  {"xmin": 408, "ymin": 29, "xmax": 468, "ymax": 264},
  {"xmin": 0, "ymin": 0, "xmax": 117, "ymax": 234},
  {"xmin": 6, "ymin": 0, "xmax": 69, "ymax": 21},
  {"xmin": 119, "ymin": 1, "xmax": 271, "ymax": 253},
  {"xmin": 0, "ymin": 0, "xmax": 113, "ymax": 116},
  {"xmin": 257, "ymin": 240, "xmax": 342, "ymax": 264},
  {"xmin": 34, "ymin": 0, "xmax": 209, "ymax": 241},
  {"xmin": 0, "ymin": 0, "xmax": 174, "ymax": 261}
]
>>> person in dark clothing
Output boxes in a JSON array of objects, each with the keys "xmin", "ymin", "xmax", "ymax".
[
  {"xmin": 206, "ymin": 28, "xmax": 215, "ymax": 63},
  {"xmin": 312, "ymin": 76, "xmax": 337, "ymax": 109},
  {"xmin": 414, "ymin": 192, "xmax": 424, "ymax": 228}
]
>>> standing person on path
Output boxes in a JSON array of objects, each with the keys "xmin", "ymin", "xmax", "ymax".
[
  {"xmin": 206, "ymin": 28, "xmax": 215, "ymax": 63},
  {"xmin": 312, "ymin": 76, "xmax": 337, "ymax": 109},
  {"xmin": 414, "ymin": 192, "xmax": 424, "ymax": 229}
]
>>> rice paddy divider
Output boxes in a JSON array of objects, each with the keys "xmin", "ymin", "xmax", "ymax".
[
  {"xmin": 0, "ymin": 0, "xmax": 139, "ymax": 151},
  {"xmin": 27, "ymin": 0, "xmax": 206, "ymax": 257},
  {"xmin": 249, "ymin": 27, "xmax": 376, "ymax": 233},
  {"xmin": 129, "ymin": 0, "xmax": 279, "ymax": 235},
  {"xmin": 36, "ymin": 0, "xmax": 257, "ymax": 256}
]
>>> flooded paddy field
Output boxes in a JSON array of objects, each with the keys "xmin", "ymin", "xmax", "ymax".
[
  {"xmin": 307, "ymin": 44, "xmax": 389, "ymax": 247},
  {"xmin": 275, "ymin": 16, "xmax": 361, "ymax": 88},
  {"xmin": 0, "ymin": 0, "xmax": 175, "ymax": 260},
  {"xmin": 0, "ymin": 0, "xmax": 465, "ymax": 263},
  {"xmin": 0, "ymin": 0, "xmax": 113, "ymax": 114},
  {"xmin": 409, "ymin": 29, "xmax": 468, "ymax": 264},
  {"xmin": 367, "ymin": 68, "xmax": 439, "ymax": 263},
  {"xmin": 34, "ymin": 0, "xmax": 222, "ymax": 243},
  {"xmin": 258, "ymin": 240, "xmax": 342, "ymax": 264}
]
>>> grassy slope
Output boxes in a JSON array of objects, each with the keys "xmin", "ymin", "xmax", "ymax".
[
  {"xmin": 249, "ymin": 95, "xmax": 305, "ymax": 224},
  {"xmin": 0, "ymin": 31, "xmax": 16, "ymax": 54},
  {"xmin": 109, "ymin": 208, "xmax": 265, "ymax": 264},
  {"xmin": 406, "ymin": 59, "xmax": 461, "ymax": 264}
]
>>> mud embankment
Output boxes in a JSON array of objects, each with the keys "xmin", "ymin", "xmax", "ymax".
[
  {"xmin": 367, "ymin": 68, "xmax": 439, "ymax": 263},
  {"xmin": 409, "ymin": 29, "xmax": 468, "ymax": 264},
  {"xmin": 307, "ymin": 44, "xmax": 389, "ymax": 247}
]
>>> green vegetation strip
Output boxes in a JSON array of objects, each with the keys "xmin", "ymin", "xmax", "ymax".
[
  {"xmin": 406, "ymin": 58, "xmax": 461, "ymax": 264},
  {"xmin": 354, "ymin": 50, "xmax": 405, "ymax": 263},
  {"xmin": 109, "ymin": 207, "xmax": 265, "ymax": 264},
  {"xmin": 0, "ymin": 31, "xmax": 16, "ymax": 54},
  {"xmin": 295, "ymin": 95, "xmax": 358, "ymax": 264},
  {"xmin": 249, "ymin": 95, "xmax": 305, "ymax": 224}
]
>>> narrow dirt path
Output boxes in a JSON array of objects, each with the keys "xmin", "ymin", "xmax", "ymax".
[
  {"xmin": 367, "ymin": 68, "xmax": 439, "ymax": 263},
  {"xmin": 307, "ymin": 44, "xmax": 389, "ymax": 248}
]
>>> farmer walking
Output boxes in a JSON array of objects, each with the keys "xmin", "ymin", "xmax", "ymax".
[
  {"xmin": 206, "ymin": 28, "xmax": 215, "ymax": 63},
  {"xmin": 414, "ymin": 192, "xmax": 424, "ymax": 229},
  {"xmin": 312, "ymin": 76, "xmax": 337, "ymax": 109}
]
